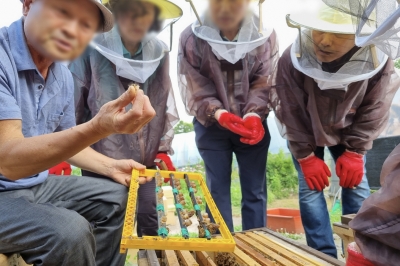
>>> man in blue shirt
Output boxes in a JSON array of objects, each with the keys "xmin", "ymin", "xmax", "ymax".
[{"xmin": 0, "ymin": 0, "xmax": 155, "ymax": 265}]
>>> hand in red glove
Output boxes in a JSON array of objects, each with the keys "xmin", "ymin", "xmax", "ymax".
[
  {"xmin": 49, "ymin": 162, "xmax": 72, "ymax": 176},
  {"xmin": 216, "ymin": 110, "xmax": 252, "ymax": 138},
  {"xmin": 336, "ymin": 150, "xmax": 364, "ymax": 189},
  {"xmin": 240, "ymin": 114, "xmax": 265, "ymax": 145},
  {"xmin": 155, "ymin": 153, "xmax": 176, "ymax": 183},
  {"xmin": 298, "ymin": 154, "xmax": 331, "ymax": 191}
]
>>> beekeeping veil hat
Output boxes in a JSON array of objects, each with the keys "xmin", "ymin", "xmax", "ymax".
[
  {"xmin": 91, "ymin": 0, "xmax": 182, "ymax": 83},
  {"xmin": 102, "ymin": 0, "xmax": 183, "ymax": 20},
  {"xmin": 322, "ymin": 0, "xmax": 400, "ymax": 60},
  {"xmin": 286, "ymin": 0, "xmax": 387, "ymax": 91},
  {"xmin": 187, "ymin": 0, "xmax": 273, "ymax": 64}
]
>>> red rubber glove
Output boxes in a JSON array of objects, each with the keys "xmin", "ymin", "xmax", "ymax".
[
  {"xmin": 336, "ymin": 151, "xmax": 364, "ymax": 189},
  {"xmin": 346, "ymin": 242, "xmax": 374, "ymax": 266},
  {"xmin": 298, "ymin": 154, "xmax": 331, "ymax": 191},
  {"xmin": 49, "ymin": 162, "xmax": 72, "ymax": 176},
  {"xmin": 217, "ymin": 112, "xmax": 252, "ymax": 138},
  {"xmin": 155, "ymin": 153, "xmax": 176, "ymax": 183},
  {"xmin": 240, "ymin": 115, "xmax": 264, "ymax": 145}
]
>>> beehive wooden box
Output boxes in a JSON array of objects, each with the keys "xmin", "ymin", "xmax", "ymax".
[
  {"xmin": 135, "ymin": 228, "xmax": 344, "ymax": 266},
  {"xmin": 0, "ymin": 254, "xmax": 31, "ymax": 266}
]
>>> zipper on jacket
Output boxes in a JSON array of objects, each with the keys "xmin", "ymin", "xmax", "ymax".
[
  {"xmin": 137, "ymin": 129, "xmax": 146, "ymax": 165},
  {"xmin": 328, "ymin": 99, "xmax": 338, "ymax": 135}
]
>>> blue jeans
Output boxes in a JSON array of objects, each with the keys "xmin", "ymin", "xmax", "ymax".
[
  {"xmin": 194, "ymin": 119, "xmax": 270, "ymax": 231},
  {"xmin": 292, "ymin": 145, "xmax": 370, "ymax": 258}
]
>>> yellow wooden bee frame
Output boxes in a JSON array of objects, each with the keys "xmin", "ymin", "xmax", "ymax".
[{"xmin": 120, "ymin": 169, "xmax": 236, "ymax": 253}]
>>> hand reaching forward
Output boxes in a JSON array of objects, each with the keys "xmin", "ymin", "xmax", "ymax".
[
  {"xmin": 108, "ymin": 159, "xmax": 152, "ymax": 187},
  {"xmin": 91, "ymin": 86, "xmax": 156, "ymax": 137}
]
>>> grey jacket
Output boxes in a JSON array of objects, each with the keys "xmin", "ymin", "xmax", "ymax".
[{"xmin": 70, "ymin": 46, "xmax": 179, "ymax": 167}]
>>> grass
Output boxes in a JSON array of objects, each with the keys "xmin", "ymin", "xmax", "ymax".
[
  {"xmin": 276, "ymin": 229, "xmax": 304, "ymax": 241},
  {"xmin": 177, "ymin": 161, "xmax": 243, "ymax": 216},
  {"xmin": 234, "ymin": 225, "xmax": 242, "ymax": 232},
  {"xmin": 71, "ymin": 167, "xmax": 82, "ymax": 176},
  {"xmin": 169, "ymin": 232, "xmax": 199, "ymax": 238}
]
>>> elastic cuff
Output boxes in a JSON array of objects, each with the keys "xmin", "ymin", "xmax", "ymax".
[
  {"xmin": 345, "ymin": 150, "xmax": 363, "ymax": 157},
  {"xmin": 243, "ymin": 113, "xmax": 260, "ymax": 119},
  {"xmin": 298, "ymin": 152, "xmax": 315, "ymax": 162},
  {"xmin": 215, "ymin": 109, "xmax": 228, "ymax": 120}
]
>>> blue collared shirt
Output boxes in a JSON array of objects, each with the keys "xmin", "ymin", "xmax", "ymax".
[
  {"xmin": 0, "ymin": 18, "xmax": 76, "ymax": 191},
  {"xmin": 122, "ymin": 42, "xmax": 143, "ymax": 59}
]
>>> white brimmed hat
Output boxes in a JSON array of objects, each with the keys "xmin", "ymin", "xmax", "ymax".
[
  {"xmin": 287, "ymin": 0, "xmax": 375, "ymax": 34},
  {"xmin": 19, "ymin": 0, "xmax": 114, "ymax": 32}
]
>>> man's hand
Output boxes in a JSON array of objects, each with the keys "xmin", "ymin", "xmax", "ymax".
[
  {"xmin": 298, "ymin": 153, "xmax": 331, "ymax": 191},
  {"xmin": 107, "ymin": 159, "xmax": 151, "ymax": 187},
  {"xmin": 215, "ymin": 110, "xmax": 252, "ymax": 138},
  {"xmin": 336, "ymin": 151, "xmax": 364, "ymax": 188},
  {"xmin": 240, "ymin": 114, "xmax": 265, "ymax": 145},
  {"xmin": 91, "ymin": 87, "xmax": 156, "ymax": 137}
]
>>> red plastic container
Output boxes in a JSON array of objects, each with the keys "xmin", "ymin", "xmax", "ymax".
[{"xmin": 267, "ymin": 208, "xmax": 304, "ymax": 234}]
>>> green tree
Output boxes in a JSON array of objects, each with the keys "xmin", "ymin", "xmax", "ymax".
[
  {"xmin": 174, "ymin": 120, "xmax": 194, "ymax": 134},
  {"xmin": 267, "ymin": 149, "xmax": 298, "ymax": 200}
]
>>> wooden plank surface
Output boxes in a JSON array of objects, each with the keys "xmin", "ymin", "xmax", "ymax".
[
  {"xmin": 235, "ymin": 238, "xmax": 275, "ymax": 266},
  {"xmin": 332, "ymin": 225, "xmax": 354, "ymax": 260},
  {"xmin": 258, "ymin": 228, "xmax": 344, "ymax": 266},
  {"xmin": 176, "ymin": 250, "xmax": 199, "ymax": 266},
  {"xmin": 146, "ymin": 250, "xmax": 160, "ymax": 266},
  {"xmin": 235, "ymin": 233, "xmax": 296, "ymax": 266},
  {"xmin": 333, "ymin": 225, "xmax": 354, "ymax": 237},
  {"xmin": 248, "ymin": 232, "xmax": 319, "ymax": 265},
  {"xmin": 341, "ymin": 214, "xmax": 356, "ymax": 225},
  {"xmin": 164, "ymin": 250, "xmax": 180, "ymax": 266},
  {"xmin": 138, "ymin": 250, "xmax": 150, "ymax": 266},
  {"xmin": 195, "ymin": 251, "xmax": 217, "ymax": 266},
  {"xmin": 0, "ymin": 254, "xmax": 7, "ymax": 266},
  {"xmin": 232, "ymin": 245, "xmax": 262, "ymax": 266}
]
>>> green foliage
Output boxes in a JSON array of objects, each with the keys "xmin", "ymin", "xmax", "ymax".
[
  {"xmin": 267, "ymin": 149, "xmax": 298, "ymax": 200},
  {"xmin": 174, "ymin": 120, "xmax": 194, "ymax": 134},
  {"xmin": 329, "ymin": 202, "xmax": 342, "ymax": 224},
  {"xmin": 234, "ymin": 225, "xmax": 242, "ymax": 232},
  {"xmin": 72, "ymin": 167, "xmax": 82, "ymax": 176},
  {"xmin": 277, "ymin": 229, "xmax": 303, "ymax": 240},
  {"xmin": 124, "ymin": 254, "xmax": 137, "ymax": 266},
  {"xmin": 395, "ymin": 59, "xmax": 400, "ymax": 69},
  {"xmin": 177, "ymin": 163, "xmax": 207, "ymax": 212},
  {"xmin": 169, "ymin": 232, "xmax": 199, "ymax": 238},
  {"xmin": 178, "ymin": 149, "xmax": 298, "ymax": 217}
]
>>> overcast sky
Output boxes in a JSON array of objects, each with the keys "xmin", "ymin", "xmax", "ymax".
[{"xmin": 0, "ymin": 0, "xmax": 316, "ymax": 122}]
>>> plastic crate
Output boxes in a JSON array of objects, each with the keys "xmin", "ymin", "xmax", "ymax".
[{"xmin": 120, "ymin": 169, "xmax": 235, "ymax": 253}]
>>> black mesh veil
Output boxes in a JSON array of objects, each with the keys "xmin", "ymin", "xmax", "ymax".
[
  {"xmin": 322, "ymin": 0, "xmax": 400, "ymax": 59},
  {"xmin": 285, "ymin": 1, "xmax": 388, "ymax": 91}
]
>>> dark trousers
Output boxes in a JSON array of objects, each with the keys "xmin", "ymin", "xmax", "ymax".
[
  {"xmin": 82, "ymin": 170, "xmax": 158, "ymax": 237},
  {"xmin": 194, "ymin": 119, "xmax": 270, "ymax": 231},
  {"xmin": 0, "ymin": 175, "xmax": 127, "ymax": 266}
]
